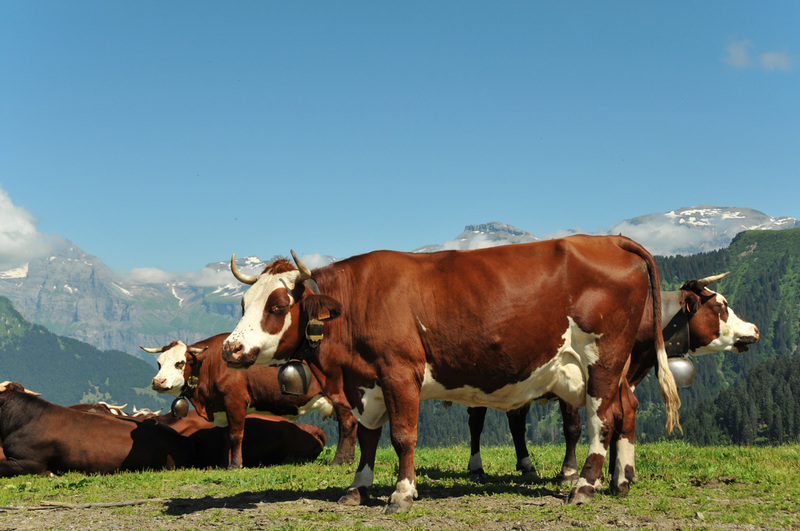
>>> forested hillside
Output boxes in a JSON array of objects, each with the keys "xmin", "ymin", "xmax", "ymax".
[{"xmin": 0, "ymin": 296, "xmax": 168, "ymax": 410}]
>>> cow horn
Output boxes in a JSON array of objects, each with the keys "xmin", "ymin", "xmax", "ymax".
[
  {"xmin": 697, "ymin": 272, "xmax": 730, "ymax": 288},
  {"xmin": 0, "ymin": 381, "xmax": 40, "ymax": 395},
  {"xmin": 187, "ymin": 346, "xmax": 208, "ymax": 354},
  {"xmin": 291, "ymin": 249, "xmax": 312, "ymax": 281},
  {"xmin": 231, "ymin": 253, "xmax": 259, "ymax": 285},
  {"xmin": 139, "ymin": 346, "xmax": 162, "ymax": 354}
]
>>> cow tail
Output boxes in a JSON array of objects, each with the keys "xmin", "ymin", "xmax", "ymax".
[{"xmin": 619, "ymin": 237, "xmax": 682, "ymax": 435}]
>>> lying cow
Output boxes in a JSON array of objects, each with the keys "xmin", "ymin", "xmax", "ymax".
[
  {"xmin": 68, "ymin": 402, "xmax": 129, "ymax": 416},
  {"xmin": 144, "ymin": 333, "xmax": 356, "ymax": 469},
  {"xmin": 466, "ymin": 273, "xmax": 759, "ymax": 485},
  {"xmin": 221, "ymin": 236, "xmax": 682, "ymax": 511},
  {"xmin": 0, "ymin": 382, "xmax": 192, "ymax": 477},
  {"xmin": 161, "ymin": 411, "xmax": 325, "ymax": 468}
]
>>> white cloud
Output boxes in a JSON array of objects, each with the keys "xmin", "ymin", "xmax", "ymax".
[
  {"xmin": 760, "ymin": 51, "xmax": 793, "ymax": 71},
  {"xmin": 0, "ymin": 185, "xmax": 52, "ymax": 269},
  {"xmin": 724, "ymin": 39, "xmax": 794, "ymax": 71},
  {"xmin": 724, "ymin": 40, "xmax": 751, "ymax": 68},
  {"xmin": 129, "ymin": 266, "xmax": 235, "ymax": 287}
]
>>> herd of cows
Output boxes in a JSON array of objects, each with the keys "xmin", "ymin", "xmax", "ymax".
[{"xmin": 0, "ymin": 235, "xmax": 760, "ymax": 513}]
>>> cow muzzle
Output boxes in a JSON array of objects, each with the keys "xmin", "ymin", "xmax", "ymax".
[{"xmin": 221, "ymin": 341, "xmax": 259, "ymax": 369}]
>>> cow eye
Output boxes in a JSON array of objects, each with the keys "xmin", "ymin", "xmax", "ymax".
[
  {"xmin": 270, "ymin": 304, "xmax": 288, "ymax": 314},
  {"xmin": 176, "ymin": 361, "xmax": 185, "ymax": 370}
]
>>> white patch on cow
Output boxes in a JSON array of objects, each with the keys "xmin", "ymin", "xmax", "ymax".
[
  {"xmin": 419, "ymin": 317, "xmax": 599, "ymax": 411},
  {"xmin": 468, "ymin": 452, "xmax": 483, "ymax": 473},
  {"xmin": 353, "ymin": 384, "xmax": 389, "ymax": 430},
  {"xmin": 691, "ymin": 295, "xmax": 758, "ymax": 355},
  {"xmin": 152, "ymin": 343, "xmax": 189, "ymax": 396},
  {"xmin": 390, "ymin": 478, "xmax": 418, "ymax": 503},
  {"xmin": 614, "ymin": 438, "xmax": 636, "ymax": 488},
  {"xmin": 585, "ymin": 396, "xmax": 606, "ymax": 457},
  {"xmin": 350, "ymin": 465, "xmax": 374, "ymax": 489},
  {"xmin": 225, "ymin": 270, "xmax": 302, "ymax": 366},
  {"xmin": 296, "ymin": 395, "xmax": 335, "ymax": 419},
  {"xmin": 561, "ymin": 466, "xmax": 579, "ymax": 483},
  {"xmin": 417, "ymin": 317, "xmax": 428, "ymax": 333},
  {"xmin": 573, "ymin": 476, "xmax": 602, "ymax": 492}
]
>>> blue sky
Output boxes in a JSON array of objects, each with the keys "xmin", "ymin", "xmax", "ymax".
[{"xmin": 1, "ymin": 2, "xmax": 798, "ymax": 275}]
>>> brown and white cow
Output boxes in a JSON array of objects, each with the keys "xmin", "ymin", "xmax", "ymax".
[
  {"xmin": 0, "ymin": 381, "xmax": 192, "ymax": 477},
  {"xmin": 221, "ymin": 235, "xmax": 681, "ymax": 512},
  {"xmin": 144, "ymin": 333, "xmax": 357, "ymax": 469},
  {"xmin": 467, "ymin": 273, "xmax": 760, "ymax": 484},
  {"xmin": 153, "ymin": 410, "xmax": 327, "ymax": 468}
]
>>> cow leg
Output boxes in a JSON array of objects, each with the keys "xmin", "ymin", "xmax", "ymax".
[
  {"xmin": 558, "ymin": 400, "xmax": 582, "ymax": 485},
  {"xmin": 508, "ymin": 403, "xmax": 537, "ymax": 477},
  {"xmin": 568, "ymin": 389, "xmax": 618, "ymax": 504},
  {"xmin": 466, "ymin": 406, "xmax": 487, "ymax": 479},
  {"xmin": 610, "ymin": 382, "xmax": 639, "ymax": 495},
  {"xmin": 384, "ymin": 391, "xmax": 420, "ymax": 514},
  {"xmin": 226, "ymin": 415, "xmax": 246, "ymax": 470},
  {"xmin": 338, "ymin": 423, "xmax": 381, "ymax": 506},
  {"xmin": 0, "ymin": 458, "xmax": 48, "ymax": 477},
  {"xmin": 331, "ymin": 402, "xmax": 358, "ymax": 465}
]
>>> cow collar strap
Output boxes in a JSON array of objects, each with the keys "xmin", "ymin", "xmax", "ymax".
[
  {"xmin": 663, "ymin": 307, "xmax": 690, "ymax": 358},
  {"xmin": 292, "ymin": 278, "xmax": 325, "ymax": 361}
]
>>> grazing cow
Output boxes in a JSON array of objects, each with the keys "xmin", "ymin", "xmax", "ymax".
[
  {"xmin": 221, "ymin": 235, "xmax": 682, "ymax": 511},
  {"xmin": 467, "ymin": 273, "xmax": 760, "ymax": 484},
  {"xmin": 0, "ymin": 382, "xmax": 192, "ymax": 477},
  {"xmin": 144, "ymin": 333, "xmax": 356, "ymax": 469}
]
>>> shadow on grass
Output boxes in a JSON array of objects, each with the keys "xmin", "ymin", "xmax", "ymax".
[{"xmin": 162, "ymin": 466, "xmax": 566, "ymax": 516}]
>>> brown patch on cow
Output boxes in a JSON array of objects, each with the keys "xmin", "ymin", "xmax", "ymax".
[
  {"xmin": 262, "ymin": 290, "xmax": 292, "ymax": 335},
  {"xmin": 262, "ymin": 258, "xmax": 296, "ymax": 276}
]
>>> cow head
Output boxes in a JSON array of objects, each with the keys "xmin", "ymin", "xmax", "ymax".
[
  {"xmin": 0, "ymin": 381, "xmax": 40, "ymax": 396},
  {"xmin": 679, "ymin": 273, "xmax": 759, "ymax": 355},
  {"xmin": 143, "ymin": 341, "xmax": 207, "ymax": 397},
  {"xmin": 222, "ymin": 251, "xmax": 341, "ymax": 369}
]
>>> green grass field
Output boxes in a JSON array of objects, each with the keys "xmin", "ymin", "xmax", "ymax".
[{"xmin": 1, "ymin": 442, "xmax": 798, "ymax": 529}]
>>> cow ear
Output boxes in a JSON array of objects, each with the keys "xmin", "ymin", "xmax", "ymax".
[
  {"xmin": 680, "ymin": 291, "xmax": 701, "ymax": 316},
  {"xmin": 301, "ymin": 294, "xmax": 342, "ymax": 322}
]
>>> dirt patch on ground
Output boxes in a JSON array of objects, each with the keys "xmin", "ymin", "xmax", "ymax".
[{"xmin": 0, "ymin": 485, "xmax": 787, "ymax": 530}]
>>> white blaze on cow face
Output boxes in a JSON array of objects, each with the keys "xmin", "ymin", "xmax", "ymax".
[
  {"xmin": 692, "ymin": 293, "xmax": 759, "ymax": 356},
  {"xmin": 224, "ymin": 270, "xmax": 303, "ymax": 367},
  {"xmin": 152, "ymin": 343, "xmax": 189, "ymax": 396}
]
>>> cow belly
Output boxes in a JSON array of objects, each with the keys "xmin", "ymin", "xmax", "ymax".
[
  {"xmin": 352, "ymin": 384, "xmax": 390, "ymax": 430},
  {"xmin": 420, "ymin": 317, "xmax": 597, "ymax": 410}
]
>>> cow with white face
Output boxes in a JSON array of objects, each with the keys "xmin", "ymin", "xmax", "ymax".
[
  {"xmin": 222, "ymin": 237, "xmax": 682, "ymax": 512},
  {"xmin": 146, "ymin": 332, "xmax": 357, "ymax": 469},
  {"xmin": 467, "ymin": 272, "xmax": 760, "ymax": 487}
]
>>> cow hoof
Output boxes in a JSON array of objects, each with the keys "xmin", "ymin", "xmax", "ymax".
[
  {"xmin": 567, "ymin": 485, "xmax": 595, "ymax": 505},
  {"xmin": 468, "ymin": 468, "xmax": 487, "ymax": 482},
  {"xmin": 385, "ymin": 496, "xmax": 413, "ymax": 514},
  {"xmin": 557, "ymin": 472, "xmax": 578, "ymax": 486},
  {"xmin": 517, "ymin": 462, "xmax": 539, "ymax": 479},
  {"xmin": 338, "ymin": 487, "xmax": 366, "ymax": 506},
  {"xmin": 611, "ymin": 481, "xmax": 630, "ymax": 496}
]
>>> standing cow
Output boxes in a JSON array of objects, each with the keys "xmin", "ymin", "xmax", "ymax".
[
  {"xmin": 466, "ymin": 273, "xmax": 759, "ymax": 483},
  {"xmin": 220, "ymin": 235, "xmax": 681, "ymax": 512},
  {"xmin": 144, "ymin": 333, "xmax": 356, "ymax": 469}
]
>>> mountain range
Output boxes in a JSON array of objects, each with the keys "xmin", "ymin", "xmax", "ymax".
[{"xmin": 0, "ymin": 205, "xmax": 796, "ymax": 365}]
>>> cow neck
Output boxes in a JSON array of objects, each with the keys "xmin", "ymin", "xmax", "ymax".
[
  {"xmin": 179, "ymin": 354, "xmax": 202, "ymax": 399},
  {"xmin": 662, "ymin": 290, "xmax": 690, "ymax": 358},
  {"xmin": 291, "ymin": 278, "xmax": 324, "ymax": 361}
]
